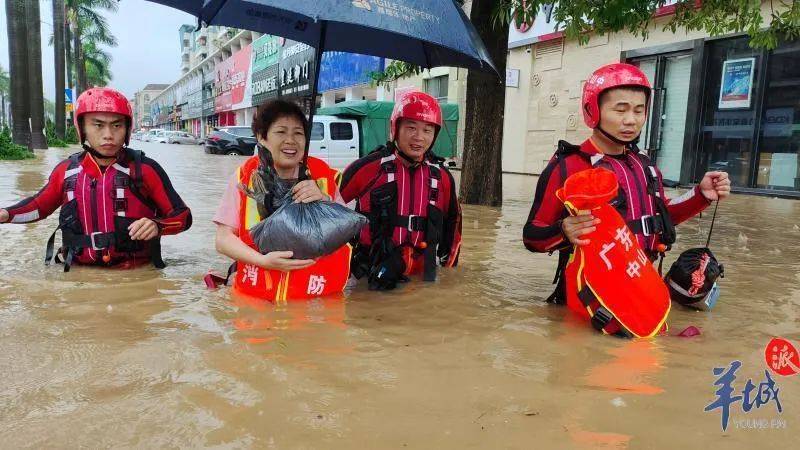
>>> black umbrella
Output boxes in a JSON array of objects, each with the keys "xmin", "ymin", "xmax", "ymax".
[{"xmin": 146, "ymin": 0, "xmax": 497, "ymax": 148}]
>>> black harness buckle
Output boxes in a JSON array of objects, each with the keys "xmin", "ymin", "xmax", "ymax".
[{"xmin": 591, "ymin": 306, "xmax": 615, "ymax": 332}]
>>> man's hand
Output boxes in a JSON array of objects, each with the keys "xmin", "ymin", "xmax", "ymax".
[
  {"xmin": 128, "ymin": 218, "xmax": 159, "ymax": 241},
  {"xmin": 698, "ymin": 171, "xmax": 731, "ymax": 201},
  {"xmin": 561, "ymin": 213, "xmax": 600, "ymax": 246},
  {"xmin": 0, "ymin": 209, "xmax": 8, "ymax": 223}
]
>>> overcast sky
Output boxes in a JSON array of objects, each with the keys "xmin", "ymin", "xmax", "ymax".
[{"xmin": 0, "ymin": 0, "xmax": 195, "ymax": 101}]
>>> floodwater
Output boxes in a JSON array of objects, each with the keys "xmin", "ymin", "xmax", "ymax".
[{"xmin": 0, "ymin": 142, "xmax": 798, "ymax": 449}]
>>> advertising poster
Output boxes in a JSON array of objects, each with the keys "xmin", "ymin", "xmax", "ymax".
[
  {"xmin": 719, "ymin": 57, "xmax": 756, "ymax": 109},
  {"xmin": 215, "ymin": 44, "xmax": 253, "ymax": 113}
]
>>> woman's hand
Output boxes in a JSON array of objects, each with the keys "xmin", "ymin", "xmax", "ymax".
[
  {"xmin": 291, "ymin": 180, "xmax": 329, "ymax": 203},
  {"xmin": 260, "ymin": 251, "xmax": 315, "ymax": 271}
]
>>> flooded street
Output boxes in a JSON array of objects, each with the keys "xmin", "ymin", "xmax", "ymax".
[{"xmin": 1, "ymin": 142, "xmax": 798, "ymax": 448}]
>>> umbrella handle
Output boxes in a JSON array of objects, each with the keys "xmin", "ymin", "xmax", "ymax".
[{"xmin": 305, "ymin": 21, "xmax": 328, "ymax": 163}]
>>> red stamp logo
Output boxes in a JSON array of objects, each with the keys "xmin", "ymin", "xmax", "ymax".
[{"xmin": 765, "ymin": 338, "xmax": 800, "ymax": 377}]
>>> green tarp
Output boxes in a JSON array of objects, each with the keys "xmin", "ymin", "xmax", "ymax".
[{"xmin": 316, "ymin": 100, "xmax": 459, "ymax": 158}]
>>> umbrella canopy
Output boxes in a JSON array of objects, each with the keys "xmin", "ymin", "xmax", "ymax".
[{"xmin": 146, "ymin": 0, "xmax": 496, "ymax": 73}]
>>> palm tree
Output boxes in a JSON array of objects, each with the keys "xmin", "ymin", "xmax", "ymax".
[
  {"xmin": 25, "ymin": 0, "xmax": 48, "ymax": 149},
  {"xmin": 53, "ymin": 0, "xmax": 67, "ymax": 138},
  {"xmin": 4, "ymin": 0, "xmax": 31, "ymax": 146},
  {"xmin": 67, "ymin": 0, "xmax": 118, "ymax": 94},
  {"xmin": 0, "ymin": 65, "xmax": 9, "ymax": 129},
  {"xmin": 83, "ymin": 41, "xmax": 113, "ymax": 87}
]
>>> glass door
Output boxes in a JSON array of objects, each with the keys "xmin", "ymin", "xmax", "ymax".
[
  {"xmin": 697, "ymin": 37, "xmax": 763, "ymax": 187},
  {"xmin": 630, "ymin": 53, "xmax": 692, "ymax": 182}
]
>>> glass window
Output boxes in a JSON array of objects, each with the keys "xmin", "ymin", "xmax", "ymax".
[
  {"xmin": 698, "ymin": 37, "xmax": 763, "ymax": 187},
  {"xmin": 331, "ymin": 122, "xmax": 354, "ymax": 141},
  {"xmin": 756, "ymin": 41, "xmax": 800, "ymax": 191},
  {"xmin": 425, "ymin": 75, "xmax": 449, "ymax": 102},
  {"xmin": 310, "ymin": 122, "xmax": 324, "ymax": 141},
  {"xmin": 228, "ymin": 127, "xmax": 252, "ymax": 137}
]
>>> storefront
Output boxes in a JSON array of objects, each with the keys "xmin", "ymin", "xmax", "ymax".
[{"xmin": 624, "ymin": 36, "xmax": 800, "ymax": 195}]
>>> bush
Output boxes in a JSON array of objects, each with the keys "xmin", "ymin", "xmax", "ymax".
[
  {"xmin": 0, "ymin": 128, "xmax": 35, "ymax": 160},
  {"xmin": 45, "ymin": 121, "xmax": 69, "ymax": 147},
  {"xmin": 65, "ymin": 125, "xmax": 79, "ymax": 144}
]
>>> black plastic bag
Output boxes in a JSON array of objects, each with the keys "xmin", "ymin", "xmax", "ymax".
[{"xmin": 249, "ymin": 191, "xmax": 367, "ymax": 260}]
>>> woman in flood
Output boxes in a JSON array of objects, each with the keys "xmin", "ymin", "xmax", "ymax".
[{"xmin": 213, "ymin": 99, "xmax": 352, "ymax": 301}]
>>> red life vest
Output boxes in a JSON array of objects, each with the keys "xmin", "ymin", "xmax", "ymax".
[
  {"xmin": 558, "ymin": 168, "xmax": 670, "ymax": 338},
  {"xmin": 232, "ymin": 156, "xmax": 352, "ymax": 302},
  {"xmin": 351, "ymin": 148, "xmax": 455, "ymax": 277},
  {"xmin": 47, "ymin": 149, "xmax": 163, "ymax": 271}
]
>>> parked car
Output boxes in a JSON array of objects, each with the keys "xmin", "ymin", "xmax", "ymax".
[
  {"xmin": 205, "ymin": 126, "xmax": 257, "ymax": 156},
  {"xmin": 166, "ymin": 130, "xmax": 202, "ymax": 145},
  {"xmin": 153, "ymin": 130, "xmax": 171, "ymax": 143},
  {"xmin": 131, "ymin": 131, "xmax": 143, "ymax": 141},
  {"xmin": 142, "ymin": 129, "xmax": 164, "ymax": 142}
]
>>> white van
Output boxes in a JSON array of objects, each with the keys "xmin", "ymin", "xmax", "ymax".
[{"xmin": 309, "ymin": 116, "xmax": 360, "ymax": 170}]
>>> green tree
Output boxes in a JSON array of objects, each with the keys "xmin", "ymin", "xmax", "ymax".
[
  {"xmin": 0, "ymin": 65, "xmax": 9, "ymax": 129},
  {"xmin": 26, "ymin": 0, "xmax": 48, "ymax": 149},
  {"xmin": 67, "ymin": 0, "xmax": 118, "ymax": 94},
  {"xmin": 4, "ymin": 0, "xmax": 31, "ymax": 147},
  {"xmin": 495, "ymin": 1, "xmax": 800, "ymax": 50},
  {"xmin": 82, "ymin": 41, "xmax": 114, "ymax": 87},
  {"xmin": 53, "ymin": 0, "xmax": 67, "ymax": 139}
]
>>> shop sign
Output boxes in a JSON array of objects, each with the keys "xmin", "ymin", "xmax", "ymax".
[{"xmin": 279, "ymin": 40, "xmax": 315, "ymax": 97}]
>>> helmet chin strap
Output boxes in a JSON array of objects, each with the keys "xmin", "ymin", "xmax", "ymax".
[
  {"xmin": 597, "ymin": 126, "xmax": 641, "ymax": 147},
  {"xmin": 82, "ymin": 143, "xmax": 122, "ymax": 161},
  {"xmin": 392, "ymin": 140, "xmax": 429, "ymax": 166}
]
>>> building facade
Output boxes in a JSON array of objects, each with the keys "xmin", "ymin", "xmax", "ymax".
[
  {"xmin": 132, "ymin": 84, "xmax": 169, "ymax": 130},
  {"xmin": 151, "ymin": 27, "xmax": 391, "ymax": 137},
  {"xmin": 502, "ymin": 2, "xmax": 800, "ymax": 196}
]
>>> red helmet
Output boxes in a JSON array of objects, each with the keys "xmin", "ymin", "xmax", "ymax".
[
  {"xmin": 74, "ymin": 87, "xmax": 134, "ymax": 144},
  {"xmin": 389, "ymin": 91, "xmax": 443, "ymax": 141},
  {"xmin": 582, "ymin": 63, "xmax": 651, "ymax": 129}
]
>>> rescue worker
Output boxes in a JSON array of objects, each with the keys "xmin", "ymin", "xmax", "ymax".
[
  {"xmin": 523, "ymin": 63, "xmax": 731, "ymax": 329},
  {"xmin": 0, "ymin": 87, "xmax": 192, "ymax": 271},
  {"xmin": 213, "ymin": 99, "xmax": 352, "ymax": 301},
  {"xmin": 340, "ymin": 91, "xmax": 462, "ymax": 290}
]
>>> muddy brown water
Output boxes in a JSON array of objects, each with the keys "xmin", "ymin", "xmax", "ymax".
[{"xmin": 1, "ymin": 143, "xmax": 798, "ymax": 448}]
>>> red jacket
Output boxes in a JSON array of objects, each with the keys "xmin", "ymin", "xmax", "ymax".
[
  {"xmin": 523, "ymin": 139, "xmax": 710, "ymax": 254},
  {"xmin": 340, "ymin": 146, "xmax": 462, "ymax": 270},
  {"xmin": 4, "ymin": 149, "xmax": 191, "ymax": 266}
]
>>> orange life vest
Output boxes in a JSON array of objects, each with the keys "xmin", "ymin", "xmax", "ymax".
[
  {"xmin": 232, "ymin": 156, "xmax": 352, "ymax": 301},
  {"xmin": 558, "ymin": 168, "xmax": 670, "ymax": 338}
]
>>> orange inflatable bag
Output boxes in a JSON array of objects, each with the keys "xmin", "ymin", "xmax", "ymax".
[{"xmin": 557, "ymin": 168, "xmax": 670, "ymax": 338}]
